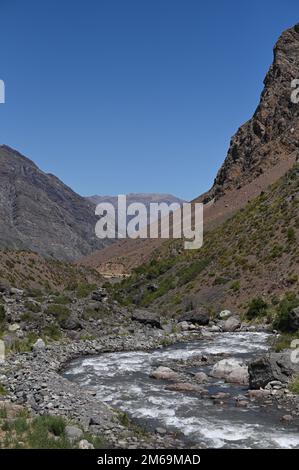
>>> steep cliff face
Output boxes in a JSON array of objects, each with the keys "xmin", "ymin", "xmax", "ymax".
[
  {"xmin": 204, "ymin": 23, "xmax": 299, "ymax": 201},
  {"xmin": 0, "ymin": 145, "xmax": 110, "ymax": 261}
]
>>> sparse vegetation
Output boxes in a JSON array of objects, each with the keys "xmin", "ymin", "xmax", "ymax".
[{"xmin": 246, "ymin": 297, "xmax": 268, "ymax": 320}]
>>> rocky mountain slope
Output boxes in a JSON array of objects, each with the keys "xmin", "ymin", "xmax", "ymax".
[
  {"xmin": 0, "ymin": 145, "xmax": 111, "ymax": 261},
  {"xmin": 81, "ymin": 23, "xmax": 299, "ymax": 276},
  {"xmin": 199, "ymin": 23, "xmax": 299, "ymax": 202},
  {"xmin": 111, "ymin": 164, "xmax": 299, "ymax": 315}
]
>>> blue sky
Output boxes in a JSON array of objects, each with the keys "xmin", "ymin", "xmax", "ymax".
[{"xmin": 0, "ymin": 0, "xmax": 298, "ymax": 200}]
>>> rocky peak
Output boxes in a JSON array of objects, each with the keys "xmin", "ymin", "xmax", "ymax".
[{"xmin": 204, "ymin": 23, "xmax": 299, "ymax": 201}]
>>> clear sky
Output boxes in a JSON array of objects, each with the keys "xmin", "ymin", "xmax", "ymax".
[{"xmin": 0, "ymin": 0, "xmax": 298, "ymax": 200}]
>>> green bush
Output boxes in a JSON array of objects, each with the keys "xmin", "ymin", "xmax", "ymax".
[
  {"xmin": 246, "ymin": 297, "xmax": 268, "ymax": 320},
  {"xmin": 289, "ymin": 376, "xmax": 299, "ymax": 394},
  {"xmin": 76, "ymin": 283, "xmax": 96, "ymax": 298},
  {"xmin": 273, "ymin": 292, "xmax": 299, "ymax": 332},
  {"xmin": 45, "ymin": 304, "xmax": 70, "ymax": 325},
  {"xmin": 24, "ymin": 301, "xmax": 41, "ymax": 313},
  {"xmin": 0, "ymin": 304, "xmax": 5, "ymax": 323}
]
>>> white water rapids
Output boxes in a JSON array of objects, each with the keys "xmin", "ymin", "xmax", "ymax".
[{"xmin": 64, "ymin": 332, "xmax": 299, "ymax": 448}]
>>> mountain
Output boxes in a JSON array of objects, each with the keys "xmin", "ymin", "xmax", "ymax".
[
  {"xmin": 111, "ymin": 164, "xmax": 299, "ymax": 315},
  {"xmin": 80, "ymin": 23, "xmax": 299, "ymax": 276},
  {"xmin": 200, "ymin": 23, "xmax": 299, "ymax": 202},
  {"xmin": 0, "ymin": 145, "xmax": 111, "ymax": 261}
]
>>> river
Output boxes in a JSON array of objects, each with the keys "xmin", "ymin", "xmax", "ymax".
[{"xmin": 63, "ymin": 332, "xmax": 299, "ymax": 448}]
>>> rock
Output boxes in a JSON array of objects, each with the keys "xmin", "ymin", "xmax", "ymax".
[
  {"xmin": 211, "ymin": 392, "xmax": 230, "ymax": 400},
  {"xmin": 211, "ymin": 358, "xmax": 248, "ymax": 384},
  {"xmin": 32, "ymin": 338, "xmax": 46, "ymax": 353},
  {"xmin": 265, "ymin": 380, "xmax": 286, "ymax": 390},
  {"xmin": 91, "ymin": 289, "xmax": 107, "ymax": 302},
  {"xmin": 288, "ymin": 307, "xmax": 299, "ymax": 332},
  {"xmin": 132, "ymin": 309, "xmax": 161, "ymax": 329},
  {"xmin": 78, "ymin": 439, "xmax": 94, "ymax": 449},
  {"xmin": 166, "ymin": 382, "xmax": 205, "ymax": 393},
  {"xmin": 177, "ymin": 321, "xmax": 197, "ymax": 331},
  {"xmin": 219, "ymin": 310, "xmax": 232, "ymax": 320},
  {"xmin": 248, "ymin": 352, "xmax": 299, "ymax": 389},
  {"xmin": 0, "ymin": 281, "xmax": 10, "ymax": 294},
  {"xmin": 194, "ymin": 372, "xmax": 209, "ymax": 383},
  {"xmin": 155, "ymin": 427, "xmax": 167, "ymax": 435},
  {"xmin": 210, "ymin": 325, "xmax": 221, "ymax": 332},
  {"xmin": 150, "ymin": 366, "xmax": 181, "ymax": 381},
  {"xmin": 281, "ymin": 415, "xmax": 293, "ymax": 423},
  {"xmin": 10, "ymin": 287, "xmax": 24, "ymax": 296},
  {"xmin": 235, "ymin": 400, "xmax": 248, "ymax": 408},
  {"xmin": 223, "ymin": 315, "xmax": 241, "ymax": 332},
  {"xmin": 8, "ymin": 323, "xmax": 20, "ymax": 332},
  {"xmin": 178, "ymin": 307, "xmax": 210, "ymax": 326},
  {"xmin": 65, "ymin": 425, "xmax": 83, "ymax": 442},
  {"xmin": 60, "ymin": 313, "xmax": 82, "ymax": 330}
]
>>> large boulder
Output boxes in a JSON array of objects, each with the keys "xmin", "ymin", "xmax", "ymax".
[
  {"xmin": 150, "ymin": 366, "xmax": 181, "ymax": 381},
  {"xmin": 178, "ymin": 307, "xmax": 210, "ymax": 326},
  {"xmin": 60, "ymin": 313, "xmax": 82, "ymax": 330},
  {"xmin": 132, "ymin": 309, "xmax": 161, "ymax": 328},
  {"xmin": 211, "ymin": 358, "xmax": 249, "ymax": 385},
  {"xmin": 219, "ymin": 310, "xmax": 232, "ymax": 320},
  {"xmin": 288, "ymin": 307, "xmax": 299, "ymax": 332},
  {"xmin": 223, "ymin": 315, "xmax": 241, "ymax": 332},
  {"xmin": 248, "ymin": 352, "xmax": 299, "ymax": 389},
  {"xmin": 32, "ymin": 338, "xmax": 46, "ymax": 353}
]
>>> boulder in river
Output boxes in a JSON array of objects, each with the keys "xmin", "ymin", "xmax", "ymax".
[
  {"xmin": 211, "ymin": 358, "xmax": 249, "ymax": 385},
  {"xmin": 248, "ymin": 351, "xmax": 299, "ymax": 389},
  {"xmin": 132, "ymin": 309, "xmax": 161, "ymax": 328},
  {"xmin": 150, "ymin": 366, "xmax": 181, "ymax": 381},
  {"xmin": 178, "ymin": 307, "xmax": 210, "ymax": 326},
  {"xmin": 223, "ymin": 315, "xmax": 241, "ymax": 332}
]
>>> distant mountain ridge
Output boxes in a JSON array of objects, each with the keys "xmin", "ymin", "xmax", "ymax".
[{"xmin": 0, "ymin": 145, "xmax": 112, "ymax": 261}]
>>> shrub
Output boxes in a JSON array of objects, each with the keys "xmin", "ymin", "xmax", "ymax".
[
  {"xmin": 273, "ymin": 292, "xmax": 299, "ymax": 332},
  {"xmin": 287, "ymin": 227, "xmax": 296, "ymax": 243},
  {"xmin": 24, "ymin": 301, "xmax": 41, "ymax": 313},
  {"xmin": 289, "ymin": 376, "xmax": 299, "ymax": 394},
  {"xmin": 45, "ymin": 304, "xmax": 70, "ymax": 322},
  {"xmin": 76, "ymin": 283, "xmax": 96, "ymax": 298},
  {"xmin": 246, "ymin": 297, "xmax": 268, "ymax": 320},
  {"xmin": 0, "ymin": 304, "xmax": 5, "ymax": 323}
]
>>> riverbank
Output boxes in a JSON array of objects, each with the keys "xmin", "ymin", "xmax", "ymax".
[{"xmin": 1, "ymin": 324, "xmax": 299, "ymax": 448}]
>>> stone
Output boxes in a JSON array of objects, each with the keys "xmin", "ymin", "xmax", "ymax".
[
  {"xmin": 10, "ymin": 287, "xmax": 24, "ymax": 296},
  {"xmin": 211, "ymin": 358, "xmax": 248, "ymax": 384},
  {"xmin": 78, "ymin": 439, "xmax": 94, "ymax": 449},
  {"xmin": 132, "ymin": 309, "xmax": 161, "ymax": 329},
  {"xmin": 281, "ymin": 415, "xmax": 293, "ymax": 423},
  {"xmin": 219, "ymin": 310, "xmax": 232, "ymax": 320},
  {"xmin": 32, "ymin": 338, "xmax": 46, "ymax": 353},
  {"xmin": 8, "ymin": 323, "xmax": 20, "ymax": 332},
  {"xmin": 155, "ymin": 427, "xmax": 167, "ymax": 435},
  {"xmin": 178, "ymin": 307, "xmax": 210, "ymax": 326},
  {"xmin": 248, "ymin": 352, "xmax": 299, "ymax": 389},
  {"xmin": 223, "ymin": 315, "xmax": 241, "ymax": 332},
  {"xmin": 194, "ymin": 372, "xmax": 209, "ymax": 383},
  {"xmin": 288, "ymin": 307, "xmax": 299, "ymax": 332},
  {"xmin": 65, "ymin": 425, "xmax": 83, "ymax": 442},
  {"xmin": 166, "ymin": 382, "xmax": 205, "ymax": 393},
  {"xmin": 60, "ymin": 313, "xmax": 82, "ymax": 330},
  {"xmin": 150, "ymin": 366, "xmax": 181, "ymax": 381}
]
